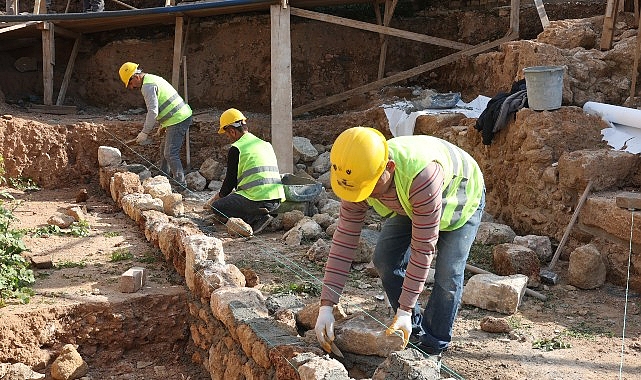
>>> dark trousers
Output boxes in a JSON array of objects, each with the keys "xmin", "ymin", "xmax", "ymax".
[{"xmin": 210, "ymin": 193, "xmax": 280, "ymax": 225}]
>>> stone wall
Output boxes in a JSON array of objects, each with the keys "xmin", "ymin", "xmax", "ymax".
[{"xmin": 100, "ymin": 169, "xmax": 345, "ymax": 379}]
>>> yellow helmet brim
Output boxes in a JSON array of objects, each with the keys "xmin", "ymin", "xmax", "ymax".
[{"xmin": 330, "ymin": 171, "xmax": 379, "ymax": 203}]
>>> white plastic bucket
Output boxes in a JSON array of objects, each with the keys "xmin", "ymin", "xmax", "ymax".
[{"xmin": 523, "ymin": 66, "xmax": 564, "ymax": 111}]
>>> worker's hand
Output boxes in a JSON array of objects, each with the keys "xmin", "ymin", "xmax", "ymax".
[
  {"xmin": 315, "ymin": 305, "xmax": 336, "ymax": 354},
  {"xmin": 385, "ymin": 308, "xmax": 412, "ymax": 348},
  {"xmin": 135, "ymin": 132, "xmax": 148, "ymax": 144},
  {"xmin": 155, "ymin": 127, "xmax": 164, "ymax": 137}
]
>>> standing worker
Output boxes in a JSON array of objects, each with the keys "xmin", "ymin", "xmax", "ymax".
[
  {"xmin": 203, "ymin": 108, "xmax": 284, "ymax": 235},
  {"xmin": 314, "ymin": 127, "xmax": 485, "ymax": 368},
  {"xmin": 118, "ymin": 62, "xmax": 192, "ymax": 190}
]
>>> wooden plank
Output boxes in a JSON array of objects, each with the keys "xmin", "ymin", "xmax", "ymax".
[
  {"xmin": 0, "ymin": 21, "xmax": 40, "ymax": 35},
  {"xmin": 171, "ymin": 16, "xmax": 184, "ymax": 89},
  {"xmin": 533, "ymin": 0, "xmax": 550, "ymax": 29},
  {"xmin": 271, "ymin": 4, "xmax": 294, "ymax": 173},
  {"xmin": 510, "ymin": 0, "xmax": 520, "ymax": 35},
  {"xmin": 110, "ymin": 0, "xmax": 137, "ymax": 10},
  {"xmin": 631, "ymin": 21, "xmax": 641, "ymax": 97},
  {"xmin": 56, "ymin": 36, "xmax": 81, "ymax": 106},
  {"xmin": 28, "ymin": 104, "xmax": 77, "ymax": 114},
  {"xmin": 290, "ymin": 7, "xmax": 472, "ymax": 50},
  {"xmin": 34, "ymin": 0, "xmax": 45, "ymax": 14},
  {"xmin": 293, "ymin": 35, "xmax": 516, "ymax": 116},
  {"xmin": 377, "ymin": 0, "xmax": 398, "ymax": 80},
  {"xmin": 600, "ymin": 0, "xmax": 619, "ymax": 50},
  {"xmin": 6, "ymin": 0, "xmax": 18, "ymax": 14},
  {"xmin": 41, "ymin": 22, "xmax": 54, "ymax": 106},
  {"xmin": 183, "ymin": 54, "xmax": 191, "ymax": 171}
]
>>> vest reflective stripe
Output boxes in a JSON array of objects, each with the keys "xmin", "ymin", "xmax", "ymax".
[
  {"xmin": 157, "ymin": 93, "xmax": 188, "ymax": 124},
  {"xmin": 143, "ymin": 74, "xmax": 192, "ymax": 127},
  {"xmin": 232, "ymin": 133, "xmax": 285, "ymax": 202},
  {"xmin": 366, "ymin": 136, "xmax": 483, "ymax": 231},
  {"xmin": 237, "ymin": 165, "xmax": 280, "ymax": 183},
  {"xmin": 237, "ymin": 177, "xmax": 283, "ymax": 191}
]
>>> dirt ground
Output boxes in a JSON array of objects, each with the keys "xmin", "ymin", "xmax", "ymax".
[{"xmin": 1, "ymin": 171, "xmax": 640, "ymax": 379}]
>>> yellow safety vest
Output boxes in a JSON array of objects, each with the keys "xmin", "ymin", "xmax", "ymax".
[
  {"xmin": 233, "ymin": 133, "xmax": 285, "ymax": 202},
  {"xmin": 367, "ymin": 135, "xmax": 484, "ymax": 231},
  {"xmin": 143, "ymin": 74, "xmax": 192, "ymax": 127}
]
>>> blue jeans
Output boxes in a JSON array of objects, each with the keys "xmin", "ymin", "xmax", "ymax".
[
  {"xmin": 372, "ymin": 191, "xmax": 485, "ymax": 354},
  {"xmin": 160, "ymin": 117, "xmax": 191, "ymax": 186}
]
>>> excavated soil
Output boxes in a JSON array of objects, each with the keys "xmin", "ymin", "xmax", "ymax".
[{"xmin": 0, "ymin": 105, "xmax": 640, "ymax": 379}]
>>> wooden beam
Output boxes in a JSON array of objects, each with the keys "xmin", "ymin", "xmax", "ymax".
[
  {"xmin": 377, "ymin": 0, "xmax": 398, "ymax": 80},
  {"xmin": 290, "ymin": 7, "xmax": 472, "ymax": 51},
  {"xmin": 34, "ymin": 0, "xmax": 46, "ymax": 14},
  {"xmin": 56, "ymin": 36, "xmax": 81, "ymax": 106},
  {"xmin": 41, "ymin": 21, "xmax": 54, "ymax": 106},
  {"xmin": 171, "ymin": 16, "xmax": 184, "ymax": 89},
  {"xmin": 271, "ymin": 4, "xmax": 294, "ymax": 173},
  {"xmin": 600, "ymin": 0, "xmax": 619, "ymax": 50},
  {"xmin": 533, "ymin": 0, "xmax": 550, "ymax": 29},
  {"xmin": 183, "ymin": 54, "xmax": 190, "ymax": 171},
  {"xmin": 110, "ymin": 0, "xmax": 137, "ymax": 10},
  {"xmin": 0, "ymin": 21, "xmax": 40, "ymax": 34},
  {"xmin": 631, "ymin": 11, "xmax": 641, "ymax": 97},
  {"xmin": 510, "ymin": 0, "xmax": 520, "ymax": 35},
  {"xmin": 293, "ymin": 35, "xmax": 516, "ymax": 116},
  {"xmin": 28, "ymin": 104, "xmax": 77, "ymax": 114},
  {"xmin": 6, "ymin": 0, "xmax": 18, "ymax": 14}
]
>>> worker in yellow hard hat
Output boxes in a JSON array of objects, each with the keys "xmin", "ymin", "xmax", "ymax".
[
  {"xmin": 315, "ymin": 127, "xmax": 485, "ymax": 369},
  {"xmin": 203, "ymin": 108, "xmax": 285, "ymax": 235},
  {"xmin": 118, "ymin": 62, "xmax": 192, "ymax": 190}
]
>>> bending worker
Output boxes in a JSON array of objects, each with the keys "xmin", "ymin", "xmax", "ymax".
[
  {"xmin": 315, "ymin": 127, "xmax": 485, "ymax": 368},
  {"xmin": 118, "ymin": 62, "xmax": 192, "ymax": 189},
  {"xmin": 204, "ymin": 108, "xmax": 284, "ymax": 235}
]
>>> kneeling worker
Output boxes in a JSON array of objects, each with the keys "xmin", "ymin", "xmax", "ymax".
[{"xmin": 204, "ymin": 108, "xmax": 284, "ymax": 234}]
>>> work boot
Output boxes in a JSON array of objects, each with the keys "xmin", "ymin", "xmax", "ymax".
[{"xmin": 251, "ymin": 215, "xmax": 273, "ymax": 235}]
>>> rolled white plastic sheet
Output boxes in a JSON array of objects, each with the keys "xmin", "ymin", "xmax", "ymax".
[{"xmin": 583, "ymin": 101, "xmax": 641, "ymax": 129}]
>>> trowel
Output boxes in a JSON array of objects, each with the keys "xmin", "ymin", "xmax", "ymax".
[{"xmin": 329, "ymin": 341, "xmax": 344, "ymax": 358}]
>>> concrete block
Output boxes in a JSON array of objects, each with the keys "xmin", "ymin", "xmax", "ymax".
[
  {"xmin": 131, "ymin": 266, "xmax": 148, "ymax": 285},
  {"xmin": 120, "ymin": 267, "xmax": 146, "ymax": 293}
]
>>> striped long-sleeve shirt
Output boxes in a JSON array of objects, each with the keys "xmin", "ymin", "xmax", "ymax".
[{"xmin": 321, "ymin": 161, "xmax": 443, "ymax": 309}]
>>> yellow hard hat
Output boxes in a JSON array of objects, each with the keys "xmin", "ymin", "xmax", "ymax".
[
  {"xmin": 218, "ymin": 108, "xmax": 247, "ymax": 134},
  {"xmin": 118, "ymin": 62, "xmax": 139, "ymax": 88},
  {"xmin": 330, "ymin": 127, "xmax": 388, "ymax": 202}
]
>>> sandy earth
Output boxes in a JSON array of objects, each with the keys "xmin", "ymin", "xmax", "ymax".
[{"xmin": 1, "ymin": 180, "xmax": 640, "ymax": 379}]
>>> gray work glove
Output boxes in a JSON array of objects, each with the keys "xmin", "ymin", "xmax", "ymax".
[{"xmin": 135, "ymin": 132, "xmax": 148, "ymax": 144}]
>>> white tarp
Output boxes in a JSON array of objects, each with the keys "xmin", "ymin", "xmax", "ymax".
[
  {"xmin": 583, "ymin": 101, "xmax": 641, "ymax": 155},
  {"xmin": 383, "ymin": 95, "xmax": 491, "ymax": 137}
]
